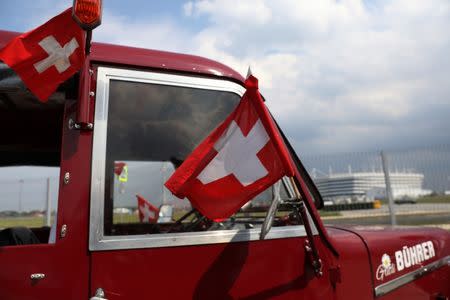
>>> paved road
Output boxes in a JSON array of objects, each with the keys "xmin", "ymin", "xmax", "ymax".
[
  {"xmin": 337, "ymin": 203, "xmax": 450, "ymax": 218},
  {"xmin": 322, "ymin": 203, "xmax": 450, "ymax": 226}
]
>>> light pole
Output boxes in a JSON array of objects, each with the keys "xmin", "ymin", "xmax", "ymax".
[
  {"xmin": 18, "ymin": 179, "xmax": 24, "ymax": 214},
  {"xmin": 161, "ymin": 162, "xmax": 168, "ymax": 205}
]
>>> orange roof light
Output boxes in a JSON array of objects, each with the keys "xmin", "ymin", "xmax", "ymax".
[{"xmin": 72, "ymin": 0, "xmax": 102, "ymax": 30}]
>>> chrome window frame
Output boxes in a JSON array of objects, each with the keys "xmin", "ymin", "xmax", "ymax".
[{"xmin": 89, "ymin": 66, "xmax": 316, "ymax": 251}]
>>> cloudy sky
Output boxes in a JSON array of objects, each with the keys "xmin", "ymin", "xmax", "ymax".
[{"xmin": 1, "ymin": 0, "xmax": 449, "ymax": 155}]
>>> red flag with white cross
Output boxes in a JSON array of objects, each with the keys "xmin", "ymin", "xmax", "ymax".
[
  {"xmin": 165, "ymin": 74, "xmax": 295, "ymax": 220},
  {"xmin": 0, "ymin": 8, "xmax": 85, "ymax": 102},
  {"xmin": 136, "ymin": 194, "xmax": 159, "ymax": 223}
]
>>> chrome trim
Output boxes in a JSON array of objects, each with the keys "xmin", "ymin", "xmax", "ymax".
[
  {"xmin": 90, "ymin": 288, "xmax": 107, "ymax": 300},
  {"xmin": 92, "ymin": 225, "xmax": 314, "ymax": 251},
  {"xmin": 375, "ymin": 255, "xmax": 450, "ymax": 297},
  {"xmin": 89, "ymin": 66, "xmax": 317, "ymax": 251}
]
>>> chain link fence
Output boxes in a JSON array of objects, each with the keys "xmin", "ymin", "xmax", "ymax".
[
  {"xmin": 302, "ymin": 144, "xmax": 450, "ymax": 229},
  {"xmin": 1, "ymin": 145, "xmax": 450, "ymax": 230}
]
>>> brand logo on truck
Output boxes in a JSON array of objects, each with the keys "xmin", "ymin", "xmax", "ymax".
[
  {"xmin": 395, "ymin": 241, "xmax": 435, "ymax": 271},
  {"xmin": 376, "ymin": 241, "xmax": 435, "ymax": 281},
  {"xmin": 376, "ymin": 254, "xmax": 396, "ymax": 281}
]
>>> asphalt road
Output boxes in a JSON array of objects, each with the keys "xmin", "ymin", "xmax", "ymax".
[{"xmin": 322, "ymin": 203, "xmax": 450, "ymax": 226}]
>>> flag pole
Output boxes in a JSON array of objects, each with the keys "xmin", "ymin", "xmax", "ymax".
[
  {"xmin": 289, "ymin": 176, "xmax": 323, "ymax": 277},
  {"xmin": 85, "ymin": 29, "xmax": 92, "ymax": 54}
]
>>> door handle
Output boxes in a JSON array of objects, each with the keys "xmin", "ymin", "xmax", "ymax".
[
  {"xmin": 30, "ymin": 273, "xmax": 46, "ymax": 281},
  {"xmin": 90, "ymin": 288, "xmax": 108, "ymax": 300}
]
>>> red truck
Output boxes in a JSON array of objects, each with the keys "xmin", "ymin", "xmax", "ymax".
[{"xmin": 0, "ymin": 12, "xmax": 449, "ymax": 300}]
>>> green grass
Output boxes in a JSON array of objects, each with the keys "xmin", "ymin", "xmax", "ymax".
[
  {"xmin": 113, "ymin": 213, "xmax": 139, "ymax": 224},
  {"xmin": 0, "ymin": 217, "xmax": 48, "ymax": 229},
  {"xmin": 318, "ymin": 211, "xmax": 342, "ymax": 217},
  {"xmin": 3, "ymin": 213, "xmax": 448, "ymax": 232},
  {"xmin": 113, "ymin": 211, "xmax": 194, "ymax": 224},
  {"xmin": 416, "ymin": 195, "xmax": 450, "ymax": 204},
  {"xmin": 377, "ymin": 195, "xmax": 450, "ymax": 205}
]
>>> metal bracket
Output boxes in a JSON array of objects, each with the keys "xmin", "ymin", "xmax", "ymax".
[
  {"xmin": 304, "ymin": 239, "xmax": 323, "ymax": 276},
  {"xmin": 90, "ymin": 288, "xmax": 108, "ymax": 300},
  {"xmin": 329, "ymin": 265, "xmax": 341, "ymax": 287},
  {"xmin": 60, "ymin": 224, "xmax": 67, "ymax": 238},
  {"xmin": 260, "ymin": 180, "xmax": 282, "ymax": 240},
  {"xmin": 30, "ymin": 273, "xmax": 45, "ymax": 281},
  {"xmin": 288, "ymin": 177, "xmax": 324, "ymax": 278},
  {"xmin": 68, "ymin": 118, "xmax": 93, "ymax": 131},
  {"xmin": 296, "ymin": 201, "xmax": 323, "ymax": 277},
  {"xmin": 63, "ymin": 172, "xmax": 70, "ymax": 185}
]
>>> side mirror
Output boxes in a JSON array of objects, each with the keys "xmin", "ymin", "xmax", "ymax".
[{"xmin": 158, "ymin": 205, "xmax": 174, "ymax": 223}]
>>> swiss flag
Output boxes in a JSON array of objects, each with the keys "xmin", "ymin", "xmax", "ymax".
[
  {"xmin": 165, "ymin": 74, "xmax": 295, "ymax": 220},
  {"xmin": 136, "ymin": 195, "xmax": 159, "ymax": 223},
  {"xmin": 0, "ymin": 8, "xmax": 85, "ymax": 102},
  {"xmin": 114, "ymin": 162, "xmax": 126, "ymax": 176}
]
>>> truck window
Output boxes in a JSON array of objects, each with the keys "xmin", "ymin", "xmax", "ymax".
[
  {"xmin": 102, "ymin": 78, "xmax": 240, "ymax": 234},
  {"xmin": 90, "ymin": 67, "xmax": 310, "ymax": 250},
  {"xmin": 0, "ymin": 63, "xmax": 69, "ymax": 246}
]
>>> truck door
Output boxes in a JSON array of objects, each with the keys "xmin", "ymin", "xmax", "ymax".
[
  {"xmin": 0, "ymin": 72, "xmax": 90, "ymax": 299},
  {"xmin": 89, "ymin": 66, "xmax": 334, "ymax": 299}
]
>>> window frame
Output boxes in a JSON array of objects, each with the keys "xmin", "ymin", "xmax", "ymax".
[{"xmin": 89, "ymin": 66, "xmax": 316, "ymax": 251}]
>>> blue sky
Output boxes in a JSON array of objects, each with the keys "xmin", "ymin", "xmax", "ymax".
[{"xmin": 1, "ymin": 0, "xmax": 450, "ymax": 155}]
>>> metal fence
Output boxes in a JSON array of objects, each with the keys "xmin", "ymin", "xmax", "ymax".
[
  {"xmin": 302, "ymin": 144, "xmax": 450, "ymax": 229},
  {"xmin": 1, "ymin": 145, "xmax": 450, "ymax": 230}
]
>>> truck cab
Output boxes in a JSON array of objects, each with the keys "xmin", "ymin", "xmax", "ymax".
[{"xmin": 0, "ymin": 30, "xmax": 449, "ymax": 300}]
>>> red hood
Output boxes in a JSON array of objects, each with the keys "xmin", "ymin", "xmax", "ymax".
[{"xmin": 330, "ymin": 225, "xmax": 450, "ymax": 293}]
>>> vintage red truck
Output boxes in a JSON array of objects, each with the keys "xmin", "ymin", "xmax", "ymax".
[{"xmin": 0, "ymin": 4, "xmax": 449, "ymax": 300}]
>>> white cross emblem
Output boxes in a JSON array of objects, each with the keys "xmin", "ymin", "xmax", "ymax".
[
  {"xmin": 198, "ymin": 119, "xmax": 269, "ymax": 186},
  {"xmin": 33, "ymin": 35, "xmax": 79, "ymax": 74},
  {"xmin": 140, "ymin": 204, "xmax": 156, "ymax": 223}
]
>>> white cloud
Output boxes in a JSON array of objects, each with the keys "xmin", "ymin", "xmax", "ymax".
[
  {"xmin": 94, "ymin": 11, "xmax": 191, "ymax": 53},
  {"xmin": 95, "ymin": 0, "xmax": 450, "ymax": 154},
  {"xmin": 189, "ymin": 0, "xmax": 272, "ymax": 25},
  {"xmin": 191, "ymin": 0, "xmax": 449, "ymax": 154},
  {"xmin": 15, "ymin": 0, "xmax": 446, "ymax": 155},
  {"xmin": 183, "ymin": 1, "xmax": 194, "ymax": 17}
]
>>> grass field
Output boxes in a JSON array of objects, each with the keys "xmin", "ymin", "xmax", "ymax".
[
  {"xmin": 416, "ymin": 195, "xmax": 450, "ymax": 204},
  {"xmin": 318, "ymin": 211, "xmax": 341, "ymax": 217},
  {"xmin": 378, "ymin": 194, "xmax": 450, "ymax": 204},
  {"xmin": 1, "ymin": 210, "xmax": 341, "ymax": 229},
  {"xmin": 0, "ymin": 217, "xmax": 49, "ymax": 228},
  {"xmin": 2, "ymin": 206, "xmax": 449, "ymax": 230}
]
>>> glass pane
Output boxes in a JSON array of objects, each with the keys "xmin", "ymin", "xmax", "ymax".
[
  {"xmin": 112, "ymin": 161, "xmax": 189, "ymax": 225},
  {"xmin": 104, "ymin": 78, "xmax": 302, "ymax": 236},
  {"xmin": 104, "ymin": 79, "xmax": 240, "ymax": 235}
]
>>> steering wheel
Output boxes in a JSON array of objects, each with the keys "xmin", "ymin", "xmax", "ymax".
[{"xmin": 168, "ymin": 209, "xmax": 212, "ymax": 232}]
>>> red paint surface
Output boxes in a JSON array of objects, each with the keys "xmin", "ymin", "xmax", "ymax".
[
  {"xmin": 344, "ymin": 225, "xmax": 450, "ymax": 294},
  {"xmin": 379, "ymin": 266, "xmax": 450, "ymax": 300},
  {"xmin": 90, "ymin": 236, "xmax": 336, "ymax": 299},
  {"xmin": 0, "ymin": 30, "xmax": 245, "ymax": 84}
]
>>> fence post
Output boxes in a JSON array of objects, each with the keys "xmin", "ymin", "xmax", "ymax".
[
  {"xmin": 381, "ymin": 151, "xmax": 396, "ymax": 225},
  {"xmin": 18, "ymin": 179, "xmax": 24, "ymax": 213},
  {"xmin": 45, "ymin": 177, "xmax": 51, "ymax": 227}
]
